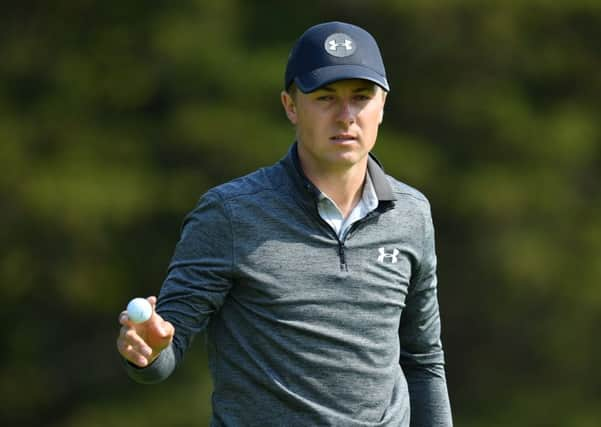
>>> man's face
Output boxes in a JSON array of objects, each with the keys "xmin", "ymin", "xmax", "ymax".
[{"xmin": 281, "ymin": 79, "xmax": 387, "ymax": 174}]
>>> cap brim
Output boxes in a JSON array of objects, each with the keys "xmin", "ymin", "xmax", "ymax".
[{"xmin": 294, "ymin": 65, "xmax": 390, "ymax": 93}]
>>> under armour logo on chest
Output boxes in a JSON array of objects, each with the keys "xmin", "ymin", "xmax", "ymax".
[{"xmin": 378, "ymin": 248, "xmax": 400, "ymax": 264}]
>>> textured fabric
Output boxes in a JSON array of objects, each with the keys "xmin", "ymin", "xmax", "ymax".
[{"xmin": 124, "ymin": 143, "xmax": 452, "ymax": 426}]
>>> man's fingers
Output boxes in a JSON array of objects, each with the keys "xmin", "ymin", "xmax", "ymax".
[
  {"xmin": 118, "ymin": 340, "xmax": 149, "ymax": 367},
  {"xmin": 117, "ymin": 327, "xmax": 153, "ymax": 366},
  {"xmin": 123, "ymin": 328, "xmax": 153, "ymax": 356},
  {"xmin": 118, "ymin": 316, "xmax": 170, "ymax": 356},
  {"xmin": 118, "ymin": 310, "xmax": 132, "ymax": 326},
  {"xmin": 117, "ymin": 296, "xmax": 173, "ymax": 368}
]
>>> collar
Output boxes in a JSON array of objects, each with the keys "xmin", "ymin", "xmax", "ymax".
[{"xmin": 281, "ymin": 142, "xmax": 396, "ymax": 204}]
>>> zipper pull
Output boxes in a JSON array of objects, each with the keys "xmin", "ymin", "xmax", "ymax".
[{"xmin": 338, "ymin": 244, "xmax": 348, "ymax": 271}]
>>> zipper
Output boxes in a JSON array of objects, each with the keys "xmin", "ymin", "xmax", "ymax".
[
  {"xmin": 317, "ymin": 215, "xmax": 348, "ymax": 271},
  {"xmin": 312, "ymin": 205, "xmax": 349, "ymax": 271},
  {"xmin": 337, "ymin": 208, "xmax": 387, "ymax": 271},
  {"xmin": 338, "ymin": 242, "xmax": 348, "ymax": 272},
  {"xmin": 315, "ymin": 210, "xmax": 377, "ymax": 272},
  {"xmin": 312, "ymin": 199, "xmax": 390, "ymax": 272}
]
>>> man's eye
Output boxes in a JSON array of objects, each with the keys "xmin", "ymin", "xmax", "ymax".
[{"xmin": 317, "ymin": 95, "xmax": 333, "ymax": 101}]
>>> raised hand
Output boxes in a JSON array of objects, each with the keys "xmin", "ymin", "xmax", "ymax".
[{"xmin": 116, "ymin": 296, "xmax": 175, "ymax": 367}]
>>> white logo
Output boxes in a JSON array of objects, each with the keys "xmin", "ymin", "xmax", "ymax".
[
  {"xmin": 328, "ymin": 39, "xmax": 353, "ymax": 51},
  {"xmin": 378, "ymin": 248, "xmax": 399, "ymax": 264},
  {"xmin": 324, "ymin": 33, "xmax": 356, "ymax": 57}
]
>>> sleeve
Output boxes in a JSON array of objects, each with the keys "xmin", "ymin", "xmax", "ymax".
[
  {"xmin": 398, "ymin": 202, "xmax": 453, "ymax": 426},
  {"xmin": 124, "ymin": 189, "xmax": 236, "ymax": 384}
]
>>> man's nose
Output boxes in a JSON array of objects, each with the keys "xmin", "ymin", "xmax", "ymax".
[{"xmin": 336, "ymin": 100, "xmax": 356, "ymax": 125}]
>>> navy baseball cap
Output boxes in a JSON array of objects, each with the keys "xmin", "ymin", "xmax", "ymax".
[{"xmin": 285, "ymin": 21, "xmax": 389, "ymax": 93}]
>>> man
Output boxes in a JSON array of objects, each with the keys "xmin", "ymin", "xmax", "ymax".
[{"xmin": 117, "ymin": 21, "xmax": 452, "ymax": 426}]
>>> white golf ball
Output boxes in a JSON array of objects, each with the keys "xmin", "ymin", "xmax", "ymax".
[{"xmin": 127, "ymin": 298, "xmax": 152, "ymax": 323}]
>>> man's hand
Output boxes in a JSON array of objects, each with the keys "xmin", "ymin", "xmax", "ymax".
[{"xmin": 117, "ymin": 296, "xmax": 175, "ymax": 367}]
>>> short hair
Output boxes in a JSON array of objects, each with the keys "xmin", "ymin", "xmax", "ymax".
[{"xmin": 286, "ymin": 82, "xmax": 298, "ymax": 99}]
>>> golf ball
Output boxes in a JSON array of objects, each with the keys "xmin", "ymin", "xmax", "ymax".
[{"xmin": 127, "ymin": 298, "xmax": 152, "ymax": 323}]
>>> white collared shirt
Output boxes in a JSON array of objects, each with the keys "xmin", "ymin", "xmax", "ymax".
[{"xmin": 317, "ymin": 173, "xmax": 379, "ymax": 239}]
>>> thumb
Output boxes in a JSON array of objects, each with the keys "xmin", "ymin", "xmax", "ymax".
[
  {"xmin": 156, "ymin": 319, "xmax": 175, "ymax": 340},
  {"xmin": 143, "ymin": 298, "xmax": 174, "ymax": 342},
  {"xmin": 147, "ymin": 295, "xmax": 158, "ymax": 308},
  {"xmin": 144, "ymin": 296, "xmax": 164, "ymax": 330}
]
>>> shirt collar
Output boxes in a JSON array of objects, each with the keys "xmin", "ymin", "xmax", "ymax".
[
  {"xmin": 317, "ymin": 172, "xmax": 377, "ymax": 205},
  {"xmin": 286, "ymin": 142, "xmax": 396, "ymax": 204}
]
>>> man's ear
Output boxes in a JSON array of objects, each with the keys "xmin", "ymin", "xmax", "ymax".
[
  {"xmin": 281, "ymin": 91, "xmax": 298, "ymax": 125},
  {"xmin": 379, "ymin": 109, "xmax": 384, "ymax": 124}
]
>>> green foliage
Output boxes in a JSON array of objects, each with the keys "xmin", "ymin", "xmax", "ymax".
[{"xmin": 1, "ymin": 1, "xmax": 600, "ymax": 425}]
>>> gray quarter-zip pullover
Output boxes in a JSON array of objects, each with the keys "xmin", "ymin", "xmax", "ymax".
[{"xmin": 125, "ymin": 143, "xmax": 452, "ymax": 426}]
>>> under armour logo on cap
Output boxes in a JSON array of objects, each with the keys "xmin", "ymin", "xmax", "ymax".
[{"xmin": 324, "ymin": 33, "xmax": 356, "ymax": 57}]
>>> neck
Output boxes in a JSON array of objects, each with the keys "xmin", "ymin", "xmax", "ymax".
[{"xmin": 300, "ymin": 157, "xmax": 368, "ymax": 218}]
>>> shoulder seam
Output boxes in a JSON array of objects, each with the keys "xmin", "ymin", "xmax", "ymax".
[
  {"xmin": 212, "ymin": 185, "xmax": 276, "ymax": 203},
  {"xmin": 209, "ymin": 168, "xmax": 278, "ymax": 202},
  {"xmin": 392, "ymin": 190, "xmax": 429, "ymax": 205}
]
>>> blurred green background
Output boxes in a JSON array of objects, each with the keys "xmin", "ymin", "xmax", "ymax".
[{"xmin": 2, "ymin": 0, "xmax": 600, "ymax": 426}]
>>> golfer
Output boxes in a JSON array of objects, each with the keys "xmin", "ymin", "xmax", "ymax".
[{"xmin": 117, "ymin": 21, "xmax": 453, "ymax": 426}]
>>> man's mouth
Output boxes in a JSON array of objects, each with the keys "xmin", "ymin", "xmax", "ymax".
[{"xmin": 330, "ymin": 134, "xmax": 357, "ymax": 142}]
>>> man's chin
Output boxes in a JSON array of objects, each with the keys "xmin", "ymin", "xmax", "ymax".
[{"xmin": 326, "ymin": 152, "xmax": 368, "ymax": 169}]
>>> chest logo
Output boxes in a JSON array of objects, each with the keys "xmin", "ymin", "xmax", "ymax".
[{"xmin": 378, "ymin": 247, "xmax": 400, "ymax": 264}]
